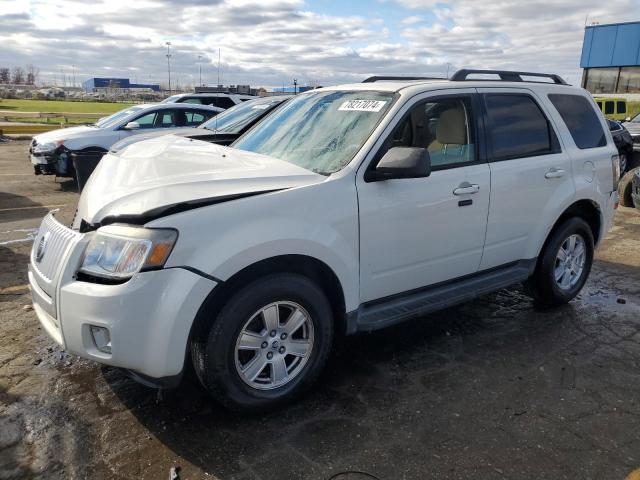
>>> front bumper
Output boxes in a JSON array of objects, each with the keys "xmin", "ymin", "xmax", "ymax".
[{"xmin": 29, "ymin": 214, "xmax": 217, "ymax": 380}]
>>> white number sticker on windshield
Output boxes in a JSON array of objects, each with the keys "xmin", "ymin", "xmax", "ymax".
[{"xmin": 338, "ymin": 100, "xmax": 387, "ymax": 112}]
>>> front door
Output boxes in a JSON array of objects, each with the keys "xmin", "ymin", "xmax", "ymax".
[{"xmin": 357, "ymin": 90, "xmax": 490, "ymax": 303}]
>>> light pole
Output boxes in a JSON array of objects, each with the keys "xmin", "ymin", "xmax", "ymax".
[
  {"xmin": 166, "ymin": 42, "xmax": 172, "ymax": 93},
  {"xmin": 293, "ymin": 78, "xmax": 298, "ymax": 95},
  {"xmin": 197, "ymin": 55, "xmax": 202, "ymax": 86},
  {"xmin": 446, "ymin": 62, "xmax": 451, "ymax": 78}
]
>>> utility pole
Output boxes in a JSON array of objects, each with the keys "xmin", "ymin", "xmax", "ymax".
[
  {"xmin": 198, "ymin": 55, "xmax": 202, "ymax": 86},
  {"xmin": 166, "ymin": 42, "xmax": 172, "ymax": 93},
  {"xmin": 446, "ymin": 62, "xmax": 451, "ymax": 78},
  {"xmin": 293, "ymin": 78, "xmax": 297, "ymax": 95},
  {"xmin": 217, "ymin": 48, "xmax": 221, "ymax": 88}
]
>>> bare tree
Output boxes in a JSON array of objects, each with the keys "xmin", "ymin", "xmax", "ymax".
[
  {"xmin": 12, "ymin": 67, "xmax": 25, "ymax": 85},
  {"xmin": 0, "ymin": 68, "xmax": 9, "ymax": 84},
  {"xmin": 26, "ymin": 65, "xmax": 39, "ymax": 85}
]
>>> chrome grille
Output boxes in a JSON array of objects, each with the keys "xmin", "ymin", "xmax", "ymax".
[{"xmin": 31, "ymin": 213, "xmax": 82, "ymax": 299}]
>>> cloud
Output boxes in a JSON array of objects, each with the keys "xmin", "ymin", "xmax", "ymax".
[
  {"xmin": 1, "ymin": 0, "xmax": 639, "ymax": 88},
  {"xmin": 395, "ymin": 0, "xmax": 640, "ymax": 85}
]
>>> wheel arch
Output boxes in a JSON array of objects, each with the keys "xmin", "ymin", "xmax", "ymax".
[
  {"xmin": 539, "ymin": 199, "xmax": 602, "ymax": 258},
  {"xmin": 189, "ymin": 254, "xmax": 348, "ymax": 350}
]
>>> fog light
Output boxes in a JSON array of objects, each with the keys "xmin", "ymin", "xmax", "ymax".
[{"xmin": 90, "ymin": 326, "xmax": 112, "ymax": 354}]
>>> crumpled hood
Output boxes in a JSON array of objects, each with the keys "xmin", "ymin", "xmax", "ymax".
[
  {"xmin": 76, "ymin": 134, "xmax": 325, "ymax": 224},
  {"xmin": 110, "ymin": 127, "xmax": 203, "ymax": 153},
  {"xmin": 34, "ymin": 125, "xmax": 97, "ymax": 144}
]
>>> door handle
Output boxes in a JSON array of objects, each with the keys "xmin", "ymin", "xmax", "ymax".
[
  {"xmin": 545, "ymin": 168, "xmax": 565, "ymax": 179},
  {"xmin": 453, "ymin": 182, "xmax": 480, "ymax": 195}
]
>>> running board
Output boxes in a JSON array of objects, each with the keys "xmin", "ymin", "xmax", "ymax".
[{"xmin": 354, "ymin": 259, "xmax": 536, "ymax": 332}]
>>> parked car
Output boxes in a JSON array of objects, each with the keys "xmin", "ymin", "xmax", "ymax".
[
  {"xmin": 161, "ymin": 92, "xmax": 256, "ymax": 109},
  {"xmin": 29, "ymin": 70, "xmax": 618, "ymax": 412},
  {"xmin": 622, "ymin": 112, "xmax": 640, "ymax": 152},
  {"xmin": 29, "ymin": 103, "xmax": 222, "ymax": 177},
  {"xmin": 110, "ymin": 95, "xmax": 289, "ymax": 154},
  {"xmin": 594, "ymin": 97, "xmax": 629, "ymax": 121},
  {"xmin": 608, "ymin": 119, "xmax": 634, "ymax": 174}
]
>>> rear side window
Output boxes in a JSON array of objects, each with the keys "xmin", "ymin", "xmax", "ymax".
[
  {"xmin": 484, "ymin": 94, "xmax": 557, "ymax": 160},
  {"xmin": 605, "ymin": 101, "xmax": 614, "ymax": 115},
  {"xmin": 548, "ymin": 94, "xmax": 606, "ymax": 149},
  {"xmin": 617, "ymin": 101, "xmax": 627, "ymax": 114},
  {"xmin": 206, "ymin": 97, "xmax": 235, "ymax": 109}
]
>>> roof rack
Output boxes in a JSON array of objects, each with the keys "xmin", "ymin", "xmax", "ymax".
[
  {"xmin": 450, "ymin": 69, "xmax": 568, "ymax": 85},
  {"xmin": 362, "ymin": 76, "xmax": 445, "ymax": 83}
]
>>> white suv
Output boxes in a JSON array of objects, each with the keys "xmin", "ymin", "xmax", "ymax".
[{"xmin": 28, "ymin": 70, "xmax": 619, "ymax": 412}]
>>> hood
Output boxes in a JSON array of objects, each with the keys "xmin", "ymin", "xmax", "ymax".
[
  {"xmin": 76, "ymin": 134, "xmax": 325, "ymax": 225},
  {"xmin": 34, "ymin": 125, "xmax": 98, "ymax": 144},
  {"xmin": 623, "ymin": 122, "xmax": 640, "ymax": 136},
  {"xmin": 109, "ymin": 127, "xmax": 203, "ymax": 153}
]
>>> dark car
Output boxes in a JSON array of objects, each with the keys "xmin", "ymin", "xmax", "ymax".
[
  {"xmin": 109, "ymin": 95, "xmax": 289, "ymax": 154},
  {"xmin": 608, "ymin": 119, "xmax": 634, "ymax": 174}
]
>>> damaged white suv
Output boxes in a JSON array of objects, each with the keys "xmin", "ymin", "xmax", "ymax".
[{"xmin": 29, "ymin": 70, "xmax": 619, "ymax": 412}]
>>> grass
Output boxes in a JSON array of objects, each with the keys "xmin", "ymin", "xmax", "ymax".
[
  {"xmin": 0, "ymin": 98, "xmax": 135, "ymax": 114},
  {"xmin": 0, "ymin": 99, "xmax": 137, "ymax": 131}
]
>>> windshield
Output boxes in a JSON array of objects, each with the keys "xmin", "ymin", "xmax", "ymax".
[
  {"xmin": 233, "ymin": 91, "xmax": 395, "ymax": 174},
  {"xmin": 631, "ymin": 113, "xmax": 640, "ymax": 123},
  {"xmin": 95, "ymin": 106, "xmax": 145, "ymax": 129},
  {"xmin": 200, "ymin": 97, "xmax": 284, "ymax": 133},
  {"xmin": 160, "ymin": 95, "xmax": 182, "ymax": 104}
]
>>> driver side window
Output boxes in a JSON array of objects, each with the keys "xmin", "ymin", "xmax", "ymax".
[
  {"xmin": 133, "ymin": 112, "xmax": 157, "ymax": 129},
  {"xmin": 386, "ymin": 96, "xmax": 476, "ymax": 169}
]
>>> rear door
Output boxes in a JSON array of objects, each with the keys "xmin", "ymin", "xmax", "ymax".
[{"xmin": 477, "ymin": 88, "xmax": 575, "ymax": 270}]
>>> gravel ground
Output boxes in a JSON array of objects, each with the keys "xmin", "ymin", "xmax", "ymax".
[{"xmin": 2, "ymin": 140, "xmax": 640, "ymax": 480}]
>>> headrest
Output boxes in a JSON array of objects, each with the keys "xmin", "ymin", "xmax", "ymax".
[{"xmin": 436, "ymin": 107, "xmax": 466, "ymax": 145}]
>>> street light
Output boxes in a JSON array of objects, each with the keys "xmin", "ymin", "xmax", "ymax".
[
  {"xmin": 166, "ymin": 42, "xmax": 172, "ymax": 94},
  {"xmin": 198, "ymin": 55, "xmax": 202, "ymax": 87}
]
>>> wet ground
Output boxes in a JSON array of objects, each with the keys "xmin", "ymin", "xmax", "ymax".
[{"xmin": 2, "ymin": 139, "xmax": 640, "ymax": 480}]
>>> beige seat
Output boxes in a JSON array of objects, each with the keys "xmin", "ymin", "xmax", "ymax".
[{"xmin": 429, "ymin": 107, "xmax": 469, "ymax": 166}]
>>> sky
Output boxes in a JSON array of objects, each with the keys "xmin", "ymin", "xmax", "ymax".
[{"xmin": 1, "ymin": 0, "xmax": 639, "ymax": 89}]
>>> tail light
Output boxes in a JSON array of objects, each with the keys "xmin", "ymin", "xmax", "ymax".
[{"xmin": 612, "ymin": 154, "xmax": 620, "ymax": 191}]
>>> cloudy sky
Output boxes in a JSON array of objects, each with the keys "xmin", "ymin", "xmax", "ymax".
[{"xmin": 1, "ymin": 0, "xmax": 639, "ymax": 89}]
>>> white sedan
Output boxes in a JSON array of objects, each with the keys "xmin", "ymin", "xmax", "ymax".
[{"xmin": 29, "ymin": 103, "xmax": 222, "ymax": 176}]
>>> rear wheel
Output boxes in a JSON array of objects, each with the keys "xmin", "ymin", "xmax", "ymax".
[
  {"xmin": 527, "ymin": 217, "xmax": 594, "ymax": 307},
  {"xmin": 191, "ymin": 273, "xmax": 333, "ymax": 412}
]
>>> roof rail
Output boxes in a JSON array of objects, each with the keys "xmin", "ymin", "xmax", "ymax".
[
  {"xmin": 362, "ymin": 76, "xmax": 445, "ymax": 83},
  {"xmin": 450, "ymin": 69, "xmax": 568, "ymax": 85}
]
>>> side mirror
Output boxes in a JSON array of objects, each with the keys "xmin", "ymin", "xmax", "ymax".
[
  {"xmin": 123, "ymin": 121, "xmax": 140, "ymax": 130},
  {"xmin": 365, "ymin": 147, "xmax": 431, "ymax": 182}
]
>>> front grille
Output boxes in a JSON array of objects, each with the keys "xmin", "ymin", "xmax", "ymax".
[{"xmin": 31, "ymin": 213, "xmax": 81, "ymax": 288}]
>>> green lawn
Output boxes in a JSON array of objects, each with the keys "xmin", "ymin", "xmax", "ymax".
[{"xmin": 0, "ymin": 98, "xmax": 135, "ymax": 114}]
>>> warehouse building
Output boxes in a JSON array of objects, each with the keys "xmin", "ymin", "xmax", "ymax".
[
  {"xmin": 82, "ymin": 77, "xmax": 160, "ymax": 92},
  {"xmin": 581, "ymin": 21, "xmax": 640, "ymax": 94}
]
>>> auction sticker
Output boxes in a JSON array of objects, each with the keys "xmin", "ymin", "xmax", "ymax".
[{"xmin": 338, "ymin": 100, "xmax": 387, "ymax": 112}]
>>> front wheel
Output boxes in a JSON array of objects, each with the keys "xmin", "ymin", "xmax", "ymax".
[
  {"xmin": 191, "ymin": 273, "xmax": 334, "ymax": 412},
  {"xmin": 526, "ymin": 217, "xmax": 594, "ymax": 307}
]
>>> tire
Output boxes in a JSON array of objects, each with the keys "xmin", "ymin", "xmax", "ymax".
[
  {"xmin": 618, "ymin": 168, "xmax": 637, "ymax": 207},
  {"xmin": 191, "ymin": 273, "xmax": 334, "ymax": 412},
  {"xmin": 526, "ymin": 217, "xmax": 594, "ymax": 307}
]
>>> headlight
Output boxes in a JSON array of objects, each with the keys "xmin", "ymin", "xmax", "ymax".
[
  {"xmin": 33, "ymin": 140, "xmax": 63, "ymax": 154},
  {"xmin": 79, "ymin": 225, "xmax": 177, "ymax": 280}
]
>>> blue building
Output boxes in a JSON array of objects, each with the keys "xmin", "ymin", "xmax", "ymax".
[
  {"xmin": 580, "ymin": 21, "xmax": 640, "ymax": 93},
  {"xmin": 82, "ymin": 77, "xmax": 160, "ymax": 92}
]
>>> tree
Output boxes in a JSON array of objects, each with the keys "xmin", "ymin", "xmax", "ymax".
[
  {"xmin": 0, "ymin": 68, "xmax": 9, "ymax": 84},
  {"xmin": 12, "ymin": 67, "xmax": 25, "ymax": 85},
  {"xmin": 26, "ymin": 65, "xmax": 39, "ymax": 85}
]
